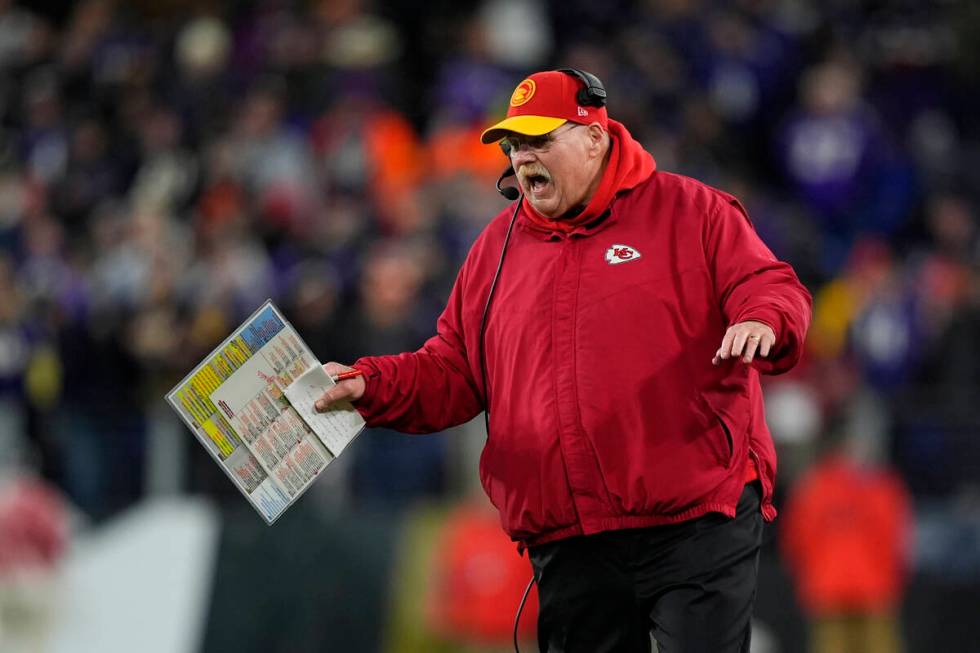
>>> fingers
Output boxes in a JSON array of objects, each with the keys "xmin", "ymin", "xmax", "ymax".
[
  {"xmin": 742, "ymin": 335, "xmax": 760, "ymax": 363},
  {"xmin": 711, "ymin": 321, "xmax": 776, "ymax": 366},
  {"xmin": 759, "ymin": 334, "xmax": 773, "ymax": 358},
  {"xmin": 314, "ymin": 362, "xmax": 366, "ymax": 412},
  {"xmin": 712, "ymin": 327, "xmax": 737, "ymax": 366},
  {"xmin": 322, "ymin": 361, "xmax": 349, "ymax": 377},
  {"xmin": 731, "ymin": 330, "xmax": 750, "ymax": 359},
  {"xmin": 314, "ymin": 387, "xmax": 345, "ymax": 412}
]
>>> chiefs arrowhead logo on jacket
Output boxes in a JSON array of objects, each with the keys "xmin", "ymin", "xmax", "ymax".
[{"xmin": 605, "ymin": 244, "xmax": 641, "ymax": 265}]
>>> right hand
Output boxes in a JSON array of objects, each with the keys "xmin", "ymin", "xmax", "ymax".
[{"xmin": 314, "ymin": 362, "xmax": 366, "ymax": 412}]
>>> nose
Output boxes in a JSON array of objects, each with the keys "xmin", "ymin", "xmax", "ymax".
[{"xmin": 509, "ymin": 147, "xmax": 536, "ymax": 169}]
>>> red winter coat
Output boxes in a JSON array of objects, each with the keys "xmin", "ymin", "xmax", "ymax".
[{"xmin": 354, "ymin": 143, "xmax": 810, "ymax": 548}]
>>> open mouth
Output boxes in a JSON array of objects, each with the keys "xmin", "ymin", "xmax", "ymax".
[
  {"xmin": 519, "ymin": 165, "xmax": 552, "ymax": 195},
  {"xmin": 527, "ymin": 174, "xmax": 549, "ymax": 192}
]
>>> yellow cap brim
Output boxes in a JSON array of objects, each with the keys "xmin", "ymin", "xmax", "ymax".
[{"xmin": 480, "ymin": 115, "xmax": 568, "ymax": 144}]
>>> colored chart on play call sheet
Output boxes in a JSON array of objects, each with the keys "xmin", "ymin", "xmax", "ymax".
[{"xmin": 166, "ymin": 300, "xmax": 334, "ymax": 523}]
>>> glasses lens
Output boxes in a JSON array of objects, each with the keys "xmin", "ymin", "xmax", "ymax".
[
  {"xmin": 526, "ymin": 134, "xmax": 550, "ymax": 149},
  {"xmin": 499, "ymin": 132, "xmax": 554, "ymax": 155}
]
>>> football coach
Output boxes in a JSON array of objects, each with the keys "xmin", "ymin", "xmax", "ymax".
[{"xmin": 316, "ymin": 68, "xmax": 812, "ymax": 652}]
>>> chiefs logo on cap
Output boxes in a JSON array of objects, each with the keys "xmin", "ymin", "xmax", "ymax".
[{"xmin": 510, "ymin": 79, "xmax": 536, "ymax": 107}]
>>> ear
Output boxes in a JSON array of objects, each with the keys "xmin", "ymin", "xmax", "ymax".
[{"xmin": 586, "ymin": 123, "xmax": 607, "ymax": 157}]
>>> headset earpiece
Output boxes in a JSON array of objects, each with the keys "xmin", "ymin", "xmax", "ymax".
[{"xmin": 556, "ymin": 67, "xmax": 607, "ymax": 108}]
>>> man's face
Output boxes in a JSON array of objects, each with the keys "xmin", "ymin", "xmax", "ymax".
[{"xmin": 505, "ymin": 123, "xmax": 598, "ymax": 219}]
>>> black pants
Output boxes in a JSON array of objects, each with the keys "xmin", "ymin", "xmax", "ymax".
[{"xmin": 528, "ymin": 483, "xmax": 764, "ymax": 653}]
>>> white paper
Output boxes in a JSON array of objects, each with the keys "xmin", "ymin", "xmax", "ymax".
[{"xmin": 283, "ymin": 364, "xmax": 365, "ymax": 457}]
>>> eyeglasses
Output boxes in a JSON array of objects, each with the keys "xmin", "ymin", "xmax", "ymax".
[{"xmin": 499, "ymin": 123, "xmax": 582, "ymax": 156}]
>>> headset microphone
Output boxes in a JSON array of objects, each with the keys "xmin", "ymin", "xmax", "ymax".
[{"xmin": 496, "ymin": 167, "xmax": 520, "ymax": 201}]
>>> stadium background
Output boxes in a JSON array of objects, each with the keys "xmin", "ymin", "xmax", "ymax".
[{"xmin": 0, "ymin": 0, "xmax": 979, "ymax": 651}]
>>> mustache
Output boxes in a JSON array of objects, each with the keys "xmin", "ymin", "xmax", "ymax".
[{"xmin": 517, "ymin": 163, "xmax": 552, "ymax": 184}]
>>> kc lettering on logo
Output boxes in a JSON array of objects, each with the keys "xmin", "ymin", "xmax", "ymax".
[{"xmin": 604, "ymin": 244, "xmax": 642, "ymax": 265}]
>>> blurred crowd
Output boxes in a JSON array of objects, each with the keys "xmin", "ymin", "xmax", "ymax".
[{"xmin": 0, "ymin": 0, "xmax": 979, "ymax": 646}]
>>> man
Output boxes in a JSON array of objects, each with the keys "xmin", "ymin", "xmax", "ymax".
[{"xmin": 315, "ymin": 69, "xmax": 811, "ymax": 652}]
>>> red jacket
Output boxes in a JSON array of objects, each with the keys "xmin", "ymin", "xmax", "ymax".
[{"xmin": 354, "ymin": 168, "xmax": 811, "ymax": 548}]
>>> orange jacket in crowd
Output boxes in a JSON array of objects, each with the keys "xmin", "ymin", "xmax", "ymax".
[
  {"xmin": 781, "ymin": 454, "xmax": 912, "ymax": 615},
  {"xmin": 427, "ymin": 501, "xmax": 538, "ymax": 644}
]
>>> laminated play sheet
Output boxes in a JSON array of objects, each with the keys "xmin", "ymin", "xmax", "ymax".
[{"xmin": 166, "ymin": 300, "xmax": 364, "ymax": 523}]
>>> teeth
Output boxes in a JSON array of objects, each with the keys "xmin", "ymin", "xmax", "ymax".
[{"xmin": 520, "ymin": 167, "xmax": 550, "ymax": 189}]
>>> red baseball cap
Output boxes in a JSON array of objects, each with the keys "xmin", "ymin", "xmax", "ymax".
[{"xmin": 480, "ymin": 70, "xmax": 609, "ymax": 144}]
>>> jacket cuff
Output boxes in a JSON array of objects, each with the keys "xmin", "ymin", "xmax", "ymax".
[
  {"xmin": 732, "ymin": 309, "xmax": 792, "ymax": 374},
  {"xmin": 350, "ymin": 356, "xmax": 383, "ymax": 423}
]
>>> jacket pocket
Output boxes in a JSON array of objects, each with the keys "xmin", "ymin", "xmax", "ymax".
[
  {"xmin": 697, "ymin": 394, "xmax": 737, "ymax": 470},
  {"xmin": 715, "ymin": 412, "xmax": 735, "ymax": 467}
]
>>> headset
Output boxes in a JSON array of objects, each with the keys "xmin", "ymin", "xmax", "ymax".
[
  {"xmin": 486, "ymin": 68, "xmax": 607, "ymax": 653},
  {"xmin": 556, "ymin": 67, "xmax": 607, "ymax": 108},
  {"xmin": 496, "ymin": 166, "xmax": 520, "ymax": 201}
]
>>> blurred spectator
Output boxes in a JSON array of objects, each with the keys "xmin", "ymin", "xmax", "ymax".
[
  {"xmin": 763, "ymin": 377, "xmax": 823, "ymax": 484},
  {"xmin": 49, "ymin": 117, "xmax": 127, "ymax": 229},
  {"xmin": 0, "ymin": 475, "xmax": 67, "ymax": 575},
  {"xmin": 0, "ymin": 0, "xmax": 50, "ymax": 71},
  {"xmin": 847, "ymin": 260, "xmax": 920, "ymax": 393},
  {"xmin": 169, "ymin": 15, "xmax": 235, "ymax": 144},
  {"xmin": 777, "ymin": 58, "xmax": 915, "ymax": 274},
  {"xmin": 18, "ymin": 70, "xmax": 69, "ymax": 188},
  {"xmin": 427, "ymin": 497, "xmax": 538, "ymax": 649},
  {"xmin": 310, "ymin": 91, "xmax": 425, "ymax": 231},
  {"xmin": 316, "ymin": 0, "xmax": 401, "ymax": 72},
  {"xmin": 338, "ymin": 241, "xmax": 450, "ymax": 507},
  {"xmin": 0, "ymin": 253, "xmax": 32, "ymax": 469},
  {"xmin": 782, "ymin": 426, "xmax": 912, "ymax": 653},
  {"xmin": 281, "ymin": 259, "xmax": 343, "ymax": 361},
  {"xmin": 129, "ymin": 105, "xmax": 198, "ymax": 213},
  {"xmin": 0, "ymin": 474, "xmax": 68, "ymax": 653},
  {"xmin": 228, "ymin": 79, "xmax": 318, "ymax": 235},
  {"xmin": 53, "ymin": 303, "xmax": 148, "ymax": 521}
]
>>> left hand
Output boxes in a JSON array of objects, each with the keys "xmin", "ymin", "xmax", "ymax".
[{"xmin": 712, "ymin": 320, "xmax": 775, "ymax": 366}]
